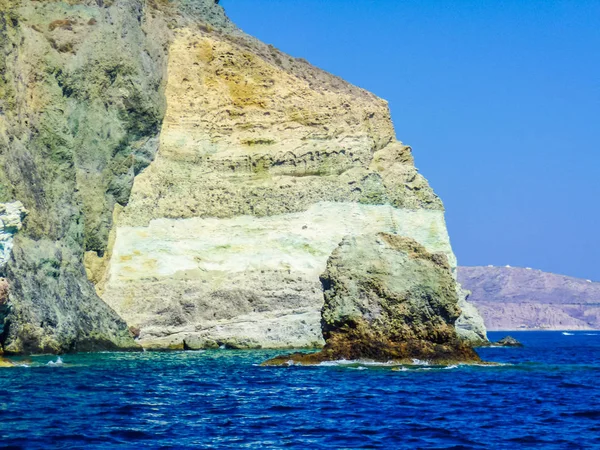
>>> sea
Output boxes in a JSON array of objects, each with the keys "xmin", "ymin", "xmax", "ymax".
[{"xmin": 0, "ymin": 331, "xmax": 599, "ymax": 449}]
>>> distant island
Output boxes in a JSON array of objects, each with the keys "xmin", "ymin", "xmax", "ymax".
[{"xmin": 458, "ymin": 266, "xmax": 600, "ymax": 331}]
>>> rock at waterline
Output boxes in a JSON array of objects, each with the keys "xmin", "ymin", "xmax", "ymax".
[
  {"xmin": 0, "ymin": 358, "xmax": 15, "ymax": 368},
  {"xmin": 263, "ymin": 233, "xmax": 481, "ymax": 366},
  {"xmin": 494, "ymin": 336, "xmax": 524, "ymax": 347}
]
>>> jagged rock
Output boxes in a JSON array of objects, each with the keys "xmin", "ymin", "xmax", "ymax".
[
  {"xmin": 494, "ymin": 336, "xmax": 524, "ymax": 347},
  {"xmin": 0, "ymin": 0, "xmax": 176, "ymax": 353},
  {"xmin": 0, "ymin": 358, "xmax": 15, "ymax": 368},
  {"xmin": 264, "ymin": 234, "xmax": 481, "ymax": 365},
  {"xmin": 455, "ymin": 287, "xmax": 488, "ymax": 345}
]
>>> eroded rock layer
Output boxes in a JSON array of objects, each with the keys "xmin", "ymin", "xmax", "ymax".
[
  {"xmin": 103, "ymin": 204, "xmax": 456, "ymax": 349},
  {"xmin": 97, "ymin": 21, "xmax": 486, "ymax": 349}
]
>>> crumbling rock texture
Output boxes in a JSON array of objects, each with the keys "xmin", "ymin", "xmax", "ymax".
[
  {"xmin": 264, "ymin": 234, "xmax": 480, "ymax": 365},
  {"xmin": 0, "ymin": 0, "xmax": 210, "ymax": 353}
]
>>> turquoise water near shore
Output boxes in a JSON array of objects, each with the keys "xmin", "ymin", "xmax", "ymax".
[{"xmin": 1, "ymin": 331, "xmax": 599, "ymax": 448}]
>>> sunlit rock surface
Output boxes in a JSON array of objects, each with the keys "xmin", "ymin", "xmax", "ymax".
[{"xmin": 103, "ymin": 204, "xmax": 456, "ymax": 349}]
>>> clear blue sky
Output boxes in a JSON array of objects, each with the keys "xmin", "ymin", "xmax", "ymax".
[{"xmin": 222, "ymin": 0, "xmax": 600, "ymax": 280}]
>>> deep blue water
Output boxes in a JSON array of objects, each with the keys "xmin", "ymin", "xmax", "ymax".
[{"xmin": 1, "ymin": 331, "xmax": 599, "ymax": 449}]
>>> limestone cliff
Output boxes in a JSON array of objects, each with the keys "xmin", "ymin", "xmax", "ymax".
[
  {"xmin": 98, "ymin": 8, "xmax": 486, "ymax": 349},
  {"xmin": 0, "ymin": 0, "xmax": 486, "ymax": 353}
]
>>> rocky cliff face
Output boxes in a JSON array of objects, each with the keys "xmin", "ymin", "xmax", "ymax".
[
  {"xmin": 0, "ymin": 0, "xmax": 178, "ymax": 353},
  {"xmin": 459, "ymin": 266, "xmax": 600, "ymax": 330},
  {"xmin": 0, "ymin": 0, "xmax": 486, "ymax": 353}
]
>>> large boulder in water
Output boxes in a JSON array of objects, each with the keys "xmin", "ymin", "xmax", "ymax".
[{"xmin": 264, "ymin": 233, "xmax": 480, "ymax": 365}]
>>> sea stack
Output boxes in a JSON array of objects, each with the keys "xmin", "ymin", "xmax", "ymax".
[
  {"xmin": 0, "ymin": 0, "xmax": 487, "ymax": 354},
  {"xmin": 264, "ymin": 233, "xmax": 481, "ymax": 365}
]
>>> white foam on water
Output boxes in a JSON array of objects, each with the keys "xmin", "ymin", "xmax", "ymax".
[
  {"xmin": 360, "ymin": 360, "xmax": 398, "ymax": 367},
  {"xmin": 317, "ymin": 359, "xmax": 399, "ymax": 367},
  {"xmin": 584, "ymin": 333, "xmax": 598, "ymax": 336},
  {"xmin": 47, "ymin": 356, "xmax": 63, "ymax": 366},
  {"xmin": 444, "ymin": 364, "xmax": 459, "ymax": 370},
  {"xmin": 562, "ymin": 332, "xmax": 574, "ymax": 336},
  {"xmin": 470, "ymin": 362, "xmax": 512, "ymax": 367},
  {"xmin": 411, "ymin": 358, "xmax": 431, "ymax": 366}
]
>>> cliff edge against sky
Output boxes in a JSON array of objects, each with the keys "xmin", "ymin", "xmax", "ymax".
[{"xmin": 0, "ymin": 0, "xmax": 486, "ymax": 354}]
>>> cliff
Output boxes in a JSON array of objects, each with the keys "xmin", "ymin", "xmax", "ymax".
[
  {"xmin": 459, "ymin": 266, "xmax": 600, "ymax": 330},
  {"xmin": 0, "ymin": 0, "xmax": 486, "ymax": 354}
]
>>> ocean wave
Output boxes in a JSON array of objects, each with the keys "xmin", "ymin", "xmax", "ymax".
[
  {"xmin": 411, "ymin": 358, "xmax": 431, "ymax": 366},
  {"xmin": 562, "ymin": 332, "xmax": 574, "ymax": 336},
  {"xmin": 317, "ymin": 359, "xmax": 399, "ymax": 367},
  {"xmin": 273, "ymin": 358, "xmax": 505, "ymax": 370},
  {"xmin": 47, "ymin": 357, "xmax": 64, "ymax": 366}
]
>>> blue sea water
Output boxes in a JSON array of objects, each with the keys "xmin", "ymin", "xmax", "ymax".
[{"xmin": 0, "ymin": 331, "xmax": 599, "ymax": 449}]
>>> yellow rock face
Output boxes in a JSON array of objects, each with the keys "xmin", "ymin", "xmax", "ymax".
[
  {"xmin": 0, "ymin": 358, "xmax": 15, "ymax": 368},
  {"xmin": 160, "ymin": 29, "xmax": 394, "ymax": 160},
  {"xmin": 118, "ymin": 28, "xmax": 438, "ymax": 227},
  {"xmin": 95, "ymin": 26, "xmax": 482, "ymax": 349}
]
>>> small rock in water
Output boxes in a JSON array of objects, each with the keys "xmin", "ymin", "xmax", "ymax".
[
  {"xmin": 0, "ymin": 358, "xmax": 15, "ymax": 368},
  {"xmin": 494, "ymin": 336, "xmax": 524, "ymax": 347}
]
